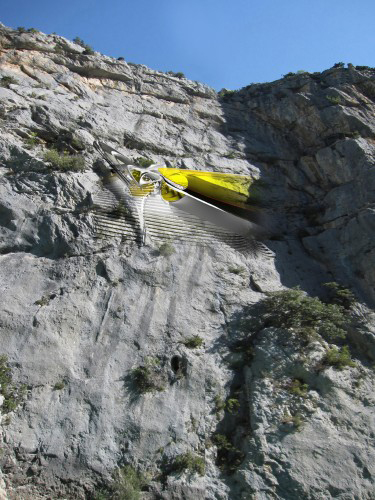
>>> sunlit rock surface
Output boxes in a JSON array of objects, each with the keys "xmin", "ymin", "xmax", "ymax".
[{"xmin": 0, "ymin": 23, "xmax": 375, "ymax": 499}]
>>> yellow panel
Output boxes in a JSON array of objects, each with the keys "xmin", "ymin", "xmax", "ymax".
[
  {"xmin": 158, "ymin": 168, "xmax": 253, "ymax": 208},
  {"xmin": 161, "ymin": 182, "xmax": 185, "ymax": 202},
  {"xmin": 129, "ymin": 169, "xmax": 155, "ymax": 197}
]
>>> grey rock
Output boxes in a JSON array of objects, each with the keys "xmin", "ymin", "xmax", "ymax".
[{"xmin": 0, "ymin": 24, "xmax": 374, "ymax": 500}]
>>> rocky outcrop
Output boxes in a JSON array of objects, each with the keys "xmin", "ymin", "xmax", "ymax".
[{"xmin": 0, "ymin": 24, "xmax": 374, "ymax": 499}]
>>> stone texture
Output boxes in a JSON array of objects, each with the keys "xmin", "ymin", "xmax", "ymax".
[{"xmin": 0, "ymin": 23, "xmax": 374, "ymax": 499}]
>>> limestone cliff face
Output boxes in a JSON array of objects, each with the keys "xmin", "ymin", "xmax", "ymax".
[{"xmin": 0, "ymin": 24, "xmax": 374, "ymax": 499}]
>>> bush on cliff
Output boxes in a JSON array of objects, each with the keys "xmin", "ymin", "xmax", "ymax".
[
  {"xmin": 262, "ymin": 287, "xmax": 348, "ymax": 342},
  {"xmin": 132, "ymin": 360, "xmax": 165, "ymax": 393},
  {"xmin": 170, "ymin": 452, "xmax": 205, "ymax": 475},
  {"xmin": 73, "ymin": 36, "xmax": 95, "ymax": 55},
  {"xmin": 43, "ymin": 149, "xmax": 85, "ymax": 172},
  {"xmin": 112, "ymin": 465, "xmax": 146, "ymax": 500},
  {"xmin": 0, "ymin": 76, "xmax": 18, "ymax": 88},
  {"xmin": 0, "ymin": 355, "xmax": 26, "ymax": 413},
  {"xmin": 322, "ymin": 345, "xmax": 356, "ymax": 370}
]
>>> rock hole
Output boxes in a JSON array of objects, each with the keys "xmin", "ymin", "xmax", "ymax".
[
  {"xmin": 0, "ymin": 204, "xmax": 16, "ymax": 230},
  {"xmin": 171, "ymin": 356, "xmax": 182, "ymax": 374},
  {"xmin": 95, "ymin": 260, "xmax": 110, "ymax": 281}
]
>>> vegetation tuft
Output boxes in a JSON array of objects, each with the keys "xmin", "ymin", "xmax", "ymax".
[
  {"xmin": 326, "ymin": 95, "xmax": 342, "ymax": 105},
  {"xmin": 282, "ymin": 413, "xmax": 304, "ymax": 431},
  {"xmin": 43, "ymin": 149, "xmax": 85, "ymax": 172},
  {"xmin": 262, "ymin": 287, "xmax": 349, "ymax": 342},
  {"xmin": 53, "ymin": 381, "xmax": 65, "ymax": 391},
  {"xmin": 214, "ymin": 395, "xmax": 240, "ymax": 415},
  {"xmin": 223, "ymin": 151, "xmax": 241, "ymax": 159},
  {"xmin": 218, "ymin": 88, "xmax": 236, "ymax": 99},
  {"xmin": 170, "ymin": 452, "xmax": 205, "ymax": 476},
  {"xmin": 225, "ymin": 398, "xmax": 240, "ymax": 414},
  {"xmin": 211, "ymin": 433, "xmax": 244, "ymax": 471},
  {"xmin": 112, "ymin": 465, "xmax": 146, "ymax": 500},
  {"xmin": 132, "ymin": 361, "xmax": 164, "ymax": 393},
  {"xmin": 228, "ymin": 265, "xmax": 246, "ymax": 275},
  {"xmin": 134, "ymin": 157, "xmax": 154, "ymax": 168},
  {"xmin": 166, "ymin": 71, "xmax": 185, "ymax": 79},
  {"xmin": 214, "ymin": 394, "xmax": 226, "ymax": 413},
  {"xmin": 322, "ymin": 346, "xmax": 355, "ymax": 370},
  {"xmin": 25, "ymin": 131, "xmax": 40, "ymax": 148},
  {"xmin": 182, "ymin": 335, "xmax": 204, "ymax": 349},
  {"xmin": 0, "ymin": 355, "xmax": 26, "ymax": 413},
  {"xmin": 158, "ymin": 241, "xmax": 175, "ymax": 257},
  {"xmin": 323, "ymin": 282, "xmax": 355, "ymax": 309},
  {"xmin": 73, "ymin": 36, "xmax": 95, "ymax": 55},
  {"xmin": 355, "ymin": 65, "xmax": 375, "ymax": 71},
  {"xmin": 34, "ymin": 295, "xmax": 50, "ymax": 306},
  {"xmin": 0, "ymin": 76, "xmax": 18, "ymax": 88},
  {"xmin": 288, "ymin": 379, "xmax": 308, "ymax": 398}
]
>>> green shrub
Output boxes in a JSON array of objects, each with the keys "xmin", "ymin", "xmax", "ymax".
[
  {"xmin": 93, "ymin": 491, "xmax": 109, "ymax": 500},
  {"xmin": 282, "ymin": 413, "xmax": 304, "ymax": 431},
  {"xmin": 228, "ymin": 266, "xmax": 246, "ymax": 275},
  {"xmin": 53, "ymin": 381, "xmax": 65, "ymax": 390},
  {"xmin": 54, "ymin": 44, "xmax": 65, "ymax": 54},
  {"xmin": 289, "ymin": 379, "xmax": 308, "ymax": 398},
  {"xmin": 323, "ymin": 345, "xmax": 355, "ymax": 370},
  {"xmin": 167, "ymin": 71, "xmax": 185, "ymax": 79},
  {"xmin": 25, "ymin": 131, "xmax": 40, "ymax": 148},
  {"xmin": 323, "ymin": 282, "xmax": 355, "ymax": 309},
  {"xmin": 218, "ymin": 88, "xmax": 236, "ymax": 99},
  {"xmin": 132, "ymin": 363, "xmax": 164, "ymax": 393},
  {"xmin": 73, "ymin": 36, "xmax": 95, "ymax": 55},
  {"xmin": 226, "ymin": 398, "xmax": 240, "ymax": 414},
  {"xmin": 182, "ymin": 335, "xmax": 204, "ymax": 349},
  {"xmin": 213, "ymin": 390, "xmax": 242, "ymax": 415},
  {"xmin": 0, "ymin": 76, "xmax": 18, "ymax": 88},
  {"xmin": 283, "ymin": 72, "xmax": 296, "ymax": 77},
  {"xmin": 0, "ymin": 355, "xmax": 26, "ymax": 413},
  {"xmin": 27, "ymin": 28, "xmax": 39, "ymax": 34},
  {"xmin": 223, "ymin": 151, "xmax": 241, "ymax": 159},
  {"xmin": 214, "ymin": 394, "xmax": 226, "ymax": 413},
  {"xmin": 212, "ymin": 433, "xmax": 234, "ymax": 451},
  {"xmin": 333, "ymin": 62, "xmax": 345, "ymax": 68},
  {"xmin": 262, "ymin": 287, "xmax": 348, "ymax": 342},
  {"xmin": 214, "ymin": 394, "xmax": 240, "ymax": 414},
  {"xmin": 158, "ymin": 242, "xmax": 175, "ymax": 257},
  {"xmin": 326, "ymin": 95, "xmax": 342, "ymax": 105},
  {"xmin": 170, "ymin": 452, "xmax": 205, "ymax": 475},
  {"xmin": 134, "ymin": 157, "xmax": 154, "ymax": 168},
  {"xmin": 34, "ymin": 295, "xmax": 50, "ymax": 306},
  {"xmin": 17, "ymin": 27, "xmax": 27, "ymax": 34},
  {"xmin": 83, "ymin": 46, "xmax": 95, "ymax": 55},
  {"xmin": 211, "ymin": 433, "xmax": 244, "ymax": 470},
  {"xmin": 43, "ymin": 149, "xmax": 85, "ymax": 172},
  {"xmin": 112, "ymin": 465, "xmax": 146, "ymax": 500}
]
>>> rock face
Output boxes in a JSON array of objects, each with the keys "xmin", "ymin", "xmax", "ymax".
[{"xmin": 0, "ymin": 24, "xmax": 375, "ymax": 499}]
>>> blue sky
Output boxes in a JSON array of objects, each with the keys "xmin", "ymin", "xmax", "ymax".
[{"xmin": 1, "ymin": 0, "xmax": 374, "ymax": 90}]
